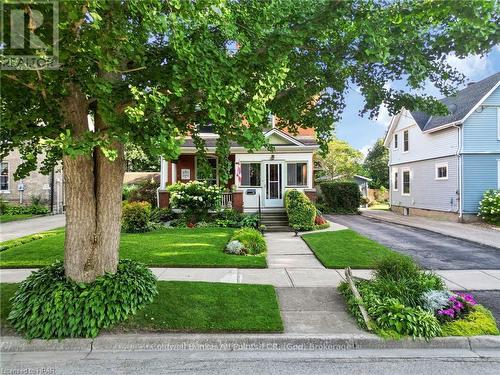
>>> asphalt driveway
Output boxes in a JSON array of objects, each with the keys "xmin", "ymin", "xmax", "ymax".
[{"xmin": 326, "ymin": 215, "xmax": 500, "ymax": 270}]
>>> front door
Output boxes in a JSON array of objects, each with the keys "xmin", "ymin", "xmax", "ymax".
[{"xmin": 264, "ymin": 162, "xmax": 283, "ymax": 207}]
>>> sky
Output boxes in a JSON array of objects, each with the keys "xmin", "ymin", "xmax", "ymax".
[{"xmin": 336, "ymin": 47, "xmax": 500, "ymax": 156}]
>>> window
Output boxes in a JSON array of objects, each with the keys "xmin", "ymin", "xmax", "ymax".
[
  {"xmin": 196, "ymin": 156, "xmax": 217, "ymax": 185},
  {"xmin": 435, "ymin": 163, "xmax": 448, "ymax": 180},
  {"xmin": 287, "ymin": 162, "xmax": 307, "ymax": 186},
  {"xmin": 394, "ymin": 133, "xmax": 398, "ymax": 149},
  {"xmin": 497, "ymin": 160, "xmax": 500, "ymax": 188},
  {"xmin": 0, "ymin": 161, "xmax": 8, "ymax": 191},
  {"xmin": 402, "ymin": 170, "xmax": 410, "ymax": 195},
  {"xmin": 197, "ymin": 122, "xmax": 214, "ymax": 133},
  {"xmin": 403, "ymin": 130, "xmax": 409, "ymax": 152},
  {"xmin": 240, "ymin": 163, "xmax": 261, "ymax": 187},
  {"xmin": 393, "ymin": 169, "xmax": 398, "ymax": 191}
]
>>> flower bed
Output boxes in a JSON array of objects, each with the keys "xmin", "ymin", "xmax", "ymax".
[
  {"xmin": 339, "ymin": 258, "xmax": 499, "ymax": 339},
  {"xmin": 225, "ymin": 228, "xmax": 267, "ymax": 255}
]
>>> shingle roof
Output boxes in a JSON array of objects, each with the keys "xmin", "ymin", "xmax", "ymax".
[
  {"xmin": 180, "ymin": 133, "xmax": 318, "ymax": 148},
  {"xmin": 411, "ymin": 72, "xmax": 500, "ymax": 131}
]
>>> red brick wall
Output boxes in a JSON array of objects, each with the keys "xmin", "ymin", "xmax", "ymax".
[
  {"xmin": 158, "ymin": 191, "xmax": 170, "ymax": 208},
  {"xmin": 176, "ymin": 155, "xmax": 196, "ymax": 183}
]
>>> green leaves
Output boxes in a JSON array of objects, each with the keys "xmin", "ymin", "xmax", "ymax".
[{"xmin": 7, "ymin": 259, "xmax": 158, "ymax": 339}]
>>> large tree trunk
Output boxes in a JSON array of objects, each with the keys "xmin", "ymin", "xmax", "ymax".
[{"xmin": 62, "ymin": 84, "xmax": 125, "ymax": 283}]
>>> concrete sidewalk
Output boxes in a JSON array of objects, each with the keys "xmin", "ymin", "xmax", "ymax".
[
  {"xmin": 361, "ymin": 209, "xmax": 500, "ymax": 249},
  {"xmin": 2, "ymin": 267, "xmax": 500, "ymax": 290},
  {"xmin": 0, "ymin": 214, "xmax": 65, "ymax": 241}
]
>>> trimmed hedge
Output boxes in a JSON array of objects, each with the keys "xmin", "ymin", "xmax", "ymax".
[
  {"xmin": 284, "ymin": 189, "xmax": 316, "ymax": 231},
  {"xmin": 319, "ymin": 181, "xmax": 361, "ymax": 213}
]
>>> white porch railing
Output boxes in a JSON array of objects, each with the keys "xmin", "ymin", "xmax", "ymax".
[{"xmin": 221, "ymin": 192, "xmax": 233, "ymax": 209}]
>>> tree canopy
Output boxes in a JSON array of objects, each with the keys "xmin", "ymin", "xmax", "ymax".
[
  {"xmin": 2, "ymin": 0, "xmax": 499, "ymax": 181},
  {"xmin": 363, "ymin": 138, "xmax": 389, "ymax": 189},
  {"xmin": 315, "ymin": 138, "xmax": 363, "ymax": 180}
]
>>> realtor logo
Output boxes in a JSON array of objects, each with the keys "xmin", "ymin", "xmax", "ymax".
[{"xmin": 1, "ymin": 0, "xmax": 59, "ymax": 70}]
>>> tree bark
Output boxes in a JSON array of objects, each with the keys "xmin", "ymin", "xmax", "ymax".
[{"xmin": 62, "ymin": 84, "xmax": 125, "ymax": 283}]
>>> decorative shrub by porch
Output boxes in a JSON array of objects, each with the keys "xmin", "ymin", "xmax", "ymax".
[
  {"xmin": 127, "ymin": 177, "xmax": 160, "ymax": 206},
  {"xmin": 478, "ymin": 189, "xmax": 500, "ymax": 225},
  {"xmin": 284, "ymin": 189, "xmax": 316, "ymax": 231},
  {"xmin": 319, "ymin": 181, "xmax": 361, "ymax": 213},
  {"xmin": 339, "ymin": 257, "xmax": 499, "ymax": 340},
  {"xmin": 167, "ymin": 181, "xmax": 222, "ymax": 223},
  {"xmin": 8, "ymin": 259, "xmax": 158, "ymax": 339},
  {"xmin": 230, "ymin": 228, "xmax": 266, "ymax": 255},
  {"xmin": 122, "ymin": 201, "xmax": 154, "ymax": 233}
]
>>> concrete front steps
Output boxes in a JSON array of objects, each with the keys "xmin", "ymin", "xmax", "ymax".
[{"xmin": 260, "ymin": 210, "xmax": 290, "ymax": 232}]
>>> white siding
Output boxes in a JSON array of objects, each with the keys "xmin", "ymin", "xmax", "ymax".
[
  {"xmin": 389, "ymin": 110, "xmax": 459, "ymax": 165},
  {"xmin": 390, "ymin": 155, "xmax": 459, "ymax": 212}
]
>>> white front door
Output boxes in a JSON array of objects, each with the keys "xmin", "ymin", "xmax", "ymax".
[{"xmin": 264, "ymin": 162, "xmax": 284, "ymax": 207}]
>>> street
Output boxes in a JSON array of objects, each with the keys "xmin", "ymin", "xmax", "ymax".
[
  {"xmin": 2, "ymin": 348, "xmax": 500, "ymax": 375},
  {"xmin": 328, "ymin": 215, "xmax": 500, "ymax": 270}
]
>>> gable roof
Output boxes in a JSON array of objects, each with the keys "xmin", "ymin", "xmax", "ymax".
[{"xmin": 412, "ymin": 72, "xmax": 500, "ymax": 132}]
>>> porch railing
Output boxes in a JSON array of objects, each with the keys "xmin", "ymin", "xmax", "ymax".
[{"xmin": 221, "ymin": 192, "xmax": 233, "ymax": 209}]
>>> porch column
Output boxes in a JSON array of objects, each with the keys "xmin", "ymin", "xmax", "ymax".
[{"xmin": 232, "ymin": 191, "xmax": 244, "ymax": 212}]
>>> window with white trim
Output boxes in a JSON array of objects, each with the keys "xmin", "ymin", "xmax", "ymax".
[
  {"xmin": 286, "ymin": 162, "xmax": 307, "ymax": 186},
  {"xmin": 497, "ymin": 159, "xmax": 500, "ymax": 188},
  {"xmin": 393, "ymin": 169, "xmax": 398, "ymax": 191},
  {"xmin": 403, "ymin": 130, "xmax": 409, "ymax": 152},
  {"xmin": 435, "ymin": 163, "xmax": 448, "ymax": 180},
  {"xmin": 240, "ymin": 163, "xmax": 261, "ymax": 187},
  {"xmin": 0, "ymin": 161, "xmax": 8, "ymax": 191},
  {"xmin": 402, "ymin": 170, "xmax": 410, "ymax": 195},
  {"xmin": 394, "ymin": 133, "xmax": 398, "ymax": 149},
  {"xmin": 196, "ymin": 156, "xmax": 218, "ymax": 185}
]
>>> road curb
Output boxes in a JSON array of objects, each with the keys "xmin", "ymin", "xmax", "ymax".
[
  {"xmin": 359, "ymin": 211, "xmax": 500, "ymax": 249},
  {"xmin": 1, "ymin": 333, "xmax": 499, "ymax": 352}
]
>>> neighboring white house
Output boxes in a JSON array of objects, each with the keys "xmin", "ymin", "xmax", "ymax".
[
  {"xmin": 158, "ymin": 120, "xmax": 319, "ymax": 212},
  {"xmin": 384, "ymin": 72, "xmax": 500, "ymax": 221}
]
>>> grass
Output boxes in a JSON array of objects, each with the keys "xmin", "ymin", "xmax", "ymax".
[
  {"xmin": 0, "ymin": 281, "xmax": 283, "ymax": 334},
  {"xmin": 368, "ymin": 203, "xmax": 390, "ymax": 211},
  {"xmin": 302, "ymin": 229, "xmax": 406, "ymax": 268},
  {"xmin": 0, "ymin": 214, "xmax": 35, "ymax": 223},
  {"xmin": 0, "ymin": 228, "xmax": 266, "ymax": 268}
]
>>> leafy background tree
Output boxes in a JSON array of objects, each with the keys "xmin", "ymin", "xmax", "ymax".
[
  {"xmin": 363, "ymin": 139, "xmax": 390, "ymax": 189},
  {"xmin": 125, "ymin": 143, "xmax": 160, "ymax": 172},
  {"xmin": 1, "ymin": 0, "xmax": 498, "ymax": 282},
  {"xmin": 315, "ymin": 138, "xmax": 363, "ymax": 180}
]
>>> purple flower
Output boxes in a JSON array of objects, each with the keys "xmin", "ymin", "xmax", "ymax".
[
  {"xmin": 457, "ymin": 292, "xmax": 477, "ymax": 306},
  {"xmin": 452, "ymin": 301, "xmax": 464, "ymax": 311},
  {"xmin": 438, "ymin": 308, "xmax": 455, "ymax": 318}
]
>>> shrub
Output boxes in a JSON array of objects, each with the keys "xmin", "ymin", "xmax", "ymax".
[
  {"xmin": 230, "ymin": 228, "xmax": 266, "ymax": 255},
  {"xmin": 284, "ymin": 189, "xmax": 316, "ymax": 231},
  {"xmin": 367, "ymin": 297, "xmax": 442, "ymax": 339},
  {"xmin": 122, "ymin": 201, "xmax": 153, "ymax": 233},
  {"xmin": 225, "ymin": 240, "xmax": 245, "ymax": 255},
  {"xmin": 240, "ymin": 214, "xmax": 260, "ymax": 228},
  {"xmin": 440, "ymin": 305, "xmax": 500, "ymax": 336},
  {"xmin": 128, "ymin": 178, "xmax": 160, "ymax": 206},
  {"xmin": 8, "ymin": 259, "xmax": 158, "ymax": 339},
  {"xmin": 150, "ymin": 207, "xmax": 176, "ymax": 223},
  {"xmin": 478, "ymin": 189, "xmax": 500, "ymax": 225},
  {"xmin": 0, "ymin": 201, "xmax": 49, "ymax": 216},
  {"xmin": 374, "ymin": 256, "xmax": 421, "ymax": 280},
  {"xmin": 167, "ymin": 181, "xmax": 222, "ymax": 222},
  {"xmin": 122, "ymin": 184, "xmax": 138, "ymax": 201},
  {"xmin": 319, "ymin": 181, "xmax": 361, "ymax": 213}
]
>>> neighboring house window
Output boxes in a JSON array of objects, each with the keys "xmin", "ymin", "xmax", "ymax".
[
  {"xmin": 403, "ymin": 130, "xmax": 409, "ymax": 152},
  {"xmin": 196, "ymin": 156, "xmax": 217, "ymax": 185},
  {"xmin": 394, "ymin": 133, "xmax": 398, "ymax": 149},
  {"xmin": 198, "ymin": 122, "xmax": 214, "ymax": 133},
  {"xmin": 393, "ymin": 169, "xmax": 398, "ymax": 191},
  {"xmin": 287, "ymin": 162, "xmax": 307, "ymax": 186},
  {"xmin": 268, "ymin": 114, "xmax": 275, "ymax": 128},
  {"xmin": 241, "ymin": 163, "xmax": 261, "ymax": 187},
  {"xmin": 435, "ymin": 163, "xmax": 448, "ymax": 180},
  {"xmin": 498, "ymin": 160, "xmax": 500, "ymax": 188},
  {"xmin": 402, "ymin": 170, "xmax": 410, "ymax": 195},
  {"xmin": 0, "ymin": 161, "xmax": 8, "ymax": 191}
]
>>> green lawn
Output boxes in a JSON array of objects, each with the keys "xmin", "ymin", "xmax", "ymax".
[
  {"xmin": 302, "ymin": 229, "xmax": 406, "ymax": 268},
  {"xmin": 0, "ymin": 228, "xmax": 266, "ymax": 268},
  {"xmin": 0, "ymin": 214, "xmax": 35, "ymax": 223},
  {"xmin": 0, "ymin": 281, "xmax": 283, "ymax": 334}
]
